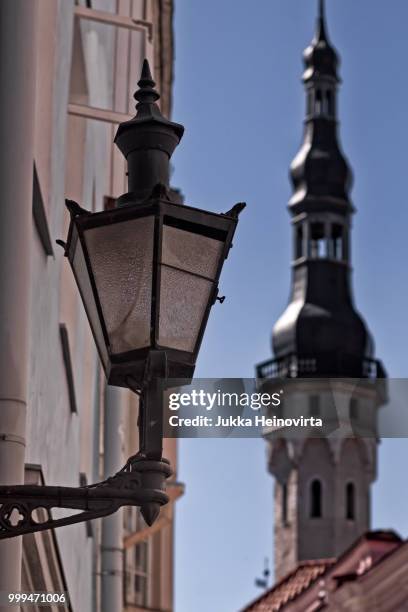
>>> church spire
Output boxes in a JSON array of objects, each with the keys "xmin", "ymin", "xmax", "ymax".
[
  {"xmin": 316, "ymin": 0, "xmax": 327, "ymax": 40},
  {"xmin": 270, "ymin": 1, "xmax": 382, "ymax": 379},
  {"xmin": 290, "ymin": 0, "xmax": 351, "ymax": 214},
  {"xmin": 256, "ymin": 2, "xmax": 386, "ymax": 585},
  {"xmin": 304, "ymin": 0, "xmax": 339, "ymax": 83},
  {"xmin": 319, "ymin": 0, "xmax": 325, "ymax": 19}
]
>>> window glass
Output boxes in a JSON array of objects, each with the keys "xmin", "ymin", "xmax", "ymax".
[
  {"xmin": 310, "ymin": 479, "xmax": 322, "ymax": 518},
  {"xmin": 346, "ymin": 482, "xmax": 355, "ymax": 520}
]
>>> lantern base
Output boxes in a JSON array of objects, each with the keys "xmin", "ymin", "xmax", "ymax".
[{"xmin": 107, "ymin": 356, "xmax": 195, "ymax": 389}]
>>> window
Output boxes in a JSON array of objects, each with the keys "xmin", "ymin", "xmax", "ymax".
[
  {"xmin": 346, "ymin": 482, "xmax": 355, "ymax": 520},
  {"xmin": 315, "ymin": 90, "xmax": 322, "ymax": 115},
  {"xmin": 326, "ymin": 90, "xmax": 333, "ymax": 115},
  {"xmin": 309, "ymin": 396, "xmax": 320, "ymax": 418},
  {"xmin": 124, "ymin": 511, "xmax": 150, "ymax": 607},
  {"xmin": 330, "ymin": 224, "xmax": 344, "ymax": 260},
  {"xmin": 350, "ymin": 398, "xmax": 358, "ymax": 423},
  {"xmin": 295, "ymin": 225, "xmax": 303, "ymax": 259},
  {"xmin": 307, "ymin": 91, "xmax": 314, "ymax": 115},
  {"xmin": 310, "ymin": 223, "xmax": 327, "ymax": 258},
  {"xmin": 310, "ymin": 479, "xmax": 322, "ymax": 518},
  {"xmin": 59, "ymin": 324, "xmax": 78, "ymax": 414},
  {"xmin": 282, "ymin": 483, "xmax": 288, "ymax": 525}
]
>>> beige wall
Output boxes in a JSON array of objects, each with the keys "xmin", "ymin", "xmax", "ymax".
[
  {"xmin": 23, "ymin": 0, "xmax": 178, "ymax": 610},
  {"xmin": 268, "ymin": 382, "xmax": 381, "ymax": 581}
]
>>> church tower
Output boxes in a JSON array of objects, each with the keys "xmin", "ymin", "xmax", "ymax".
[{"xmin": 257, "ymin": 1, "xmax": 386, "ymax": 581}]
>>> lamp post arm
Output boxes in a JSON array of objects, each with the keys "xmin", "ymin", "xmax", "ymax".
[
  {"xmin": 0, "ymin": 351, "xmax": 172, "ymax": 540},
  {"xmin": 0, "ymin": 455, "xmax": 171, "ymax": 540}
]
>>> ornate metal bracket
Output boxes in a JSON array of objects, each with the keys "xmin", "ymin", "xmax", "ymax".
[
  {"xmin": 0, "ymin": 350, "xmax": 171, "ymax": 540},
  {"xmin": 0, "ymin": 455, "xmax": 171, "ymax": 539}
]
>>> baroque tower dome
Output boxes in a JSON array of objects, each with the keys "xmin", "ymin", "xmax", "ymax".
[
  {"xmin": 268, "ymin": 0, "xmax": 384, "ymax": 378},
  {"xmin": 256, "ymin": 1, "xmax": 387, "ymax": 582}
]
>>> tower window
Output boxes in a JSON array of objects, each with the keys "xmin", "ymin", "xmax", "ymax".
[
  {"xmin": 330, "ymin": 224, "xmax": 344, "ymax": 260},
  {"xmin": 310, "ymin": 479, "xmax": 322, "ymax": 518},
  {"xmin": 315, "ymin": 90, "xmax": 322, "ymax": 115},
  {"xmin": 310, "ymin": 223, "xmax": 327, "ymax": 258},
  {"xmin": 307, "ymin": 91, "xmax": 314, "ymax": 115},
  {"xmin": 309, "ymin": 396, "xmax": 320, "ymax": 417},
  {"xmin": 326, "ymin": 90, "xmax": 333, "ymax": 115},
  {"xmin": 346, "ymin": 482, "xmax": 355, "ymax": 520},
  {"xmin": 350, "ymin": 398, "xmax": 358, "ymax": 423},
  {"xmin": 282, "ymin": 483, "xmax": 288, "ymax": 526},
  {"xmin": 295, "ymin": 225, "xmax": 303, "ymax": 259}
]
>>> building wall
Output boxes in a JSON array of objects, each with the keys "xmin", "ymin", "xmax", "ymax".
[
  {"xmin": 269, "ymin": 382, "xmax": 380, "ymax": 581},
  {"xmin": 19, "ymin": 1, "xmax": 178, "ymax": 610},
  {"xmin": 274, "ymin": 469, "xmax": 298, "ymax": 581}
]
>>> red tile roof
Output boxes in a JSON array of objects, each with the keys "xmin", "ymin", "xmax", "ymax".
[
  {"xmin": 242, "ymin": 559, "xmax": 335, "ymax": 612},
  {"xmin": 241, "ymin": 531, "xmax": 403, "ymax": 612}
]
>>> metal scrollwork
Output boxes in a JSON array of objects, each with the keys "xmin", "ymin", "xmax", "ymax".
[{"xmin": 0, "ymin": 455, "xmax": 171, "ymax": 539}]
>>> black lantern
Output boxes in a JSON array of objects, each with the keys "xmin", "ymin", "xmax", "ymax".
[
  {"xmin": 62, "ymin": 60, "xmax": 245, "ymax": 389},
  {"xmin": 64, "ymin": 195, "xmax": 243, "ymax": 388},
  {"xmin": 0, "ymin": 60, "xmax": 245, "ymax": 539}
]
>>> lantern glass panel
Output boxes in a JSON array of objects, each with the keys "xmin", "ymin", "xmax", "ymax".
[
  {"xmin": 161, "ymin": 224, "xmax": 224, "ymax": 280},
  {"xmin": 84, "ymin": 216, "xmax": 154, "ymax": 354},
  {"xmin": 72, "ymin": 230, "xmax": 109, "ymax": 367},
  {"xmin": 158, "ymin": 266, "xmax": 213, "ymax": 352}
]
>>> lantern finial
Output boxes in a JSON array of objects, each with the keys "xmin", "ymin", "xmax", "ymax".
[
  {"xmin": 133, "ymin": 59, "xmax": 160, "ymax": 110},
  {"xmin": 140, "ymin": 58, "xmax": 154, "ymax": 83},
  {"xmin": 114, "ymin": 58, "xmax": 184, "ymax": 202}
]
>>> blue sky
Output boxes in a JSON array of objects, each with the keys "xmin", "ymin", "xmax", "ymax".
[{"xmin": 170, "ymin": 1, "xmax": 408, "ymax": 610}]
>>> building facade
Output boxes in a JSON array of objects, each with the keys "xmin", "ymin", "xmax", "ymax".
[
  {"xmin": 253, "ymin": 0, "xmax": 388, "ymax": 595},
  {"xmin": 243, "ymin": 531, "xmax": 408, "ymax": 612},
  {"xmin": 0, "ymin": 1, "xmax": 181, "ymax": 611}
]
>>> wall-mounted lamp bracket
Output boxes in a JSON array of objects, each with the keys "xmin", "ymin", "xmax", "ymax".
[{"xmin": 0, "ymin": 351, "xmax": 172, "ymax": 540}]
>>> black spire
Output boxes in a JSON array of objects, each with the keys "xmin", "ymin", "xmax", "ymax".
[
  {"xmin": 303, "ymin": 0, "xmax": 339, "ymax": 83},
  {"xmin": 290, "ymin": 0, "xmax": 352, "ymax": 215},
  {"xmin": 268, "ymin": 2, "xmax": 385, "ymax": 379},
  {"xmin": 317, "ymin": 0, "xmax": 327, "ymax": 40}
]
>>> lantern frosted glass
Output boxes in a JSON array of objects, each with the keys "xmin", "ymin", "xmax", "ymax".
[{"xmin": 65, "ymin": 198, "xmax": 240, "ymax": 388}]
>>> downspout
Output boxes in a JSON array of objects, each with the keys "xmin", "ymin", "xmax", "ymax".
[
  {"xmin": 0, "ymin": 0, "xmax": 38, "ymax": 605},
  {"xmin": 101, "ymin": 386, "xmax": 125, "ymax": 612},
  {"xmin": 92, "ymin": 360, "xmax": 101, "ymax": 612}
]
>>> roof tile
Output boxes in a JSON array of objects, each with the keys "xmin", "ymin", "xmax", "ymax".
[{"xmin": 243, "ymin": 559, "xmax": 335, "ymax": 612}]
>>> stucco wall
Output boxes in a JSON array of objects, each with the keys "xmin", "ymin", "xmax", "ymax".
[{"xmin": 24, "ymin": 1, "xmax": 177, "ymax": 610}]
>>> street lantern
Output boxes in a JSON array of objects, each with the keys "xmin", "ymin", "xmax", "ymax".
[
  {"xmin": 0, "ymin": 59, "xmax": 245, "ymax": 537},
  {"xmin": 65, "ymin": 195, "xmax": 242, "ymax": 389},
  {"xmin": 63, "ymin": 59, "xmax": 244, "ymax": 390}
]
